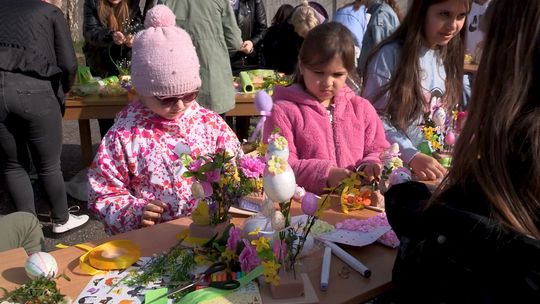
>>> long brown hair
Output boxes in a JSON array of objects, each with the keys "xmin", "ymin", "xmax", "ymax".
[
  {"xmin": 97, "ymin": 0, "xmax": 130, "ymax": 32},
  {"xmin": 362, "ymin": 0, "xmax": 470, "ymax": 132},
  {"xmin": 294, "ymin": 22, "xmax": 358, "ymax": 86},
  {"xmin": 437, "ymin": 0, "xmax": 540, "ymax": 239}
]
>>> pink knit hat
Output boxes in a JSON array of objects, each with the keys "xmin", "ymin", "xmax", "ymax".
[{"xmin": 131, "ymin": 5, "xmax": 201, "ymax": 96}]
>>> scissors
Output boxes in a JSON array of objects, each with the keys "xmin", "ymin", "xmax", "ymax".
[{"xmin": 148, "ymin": 262, "xmax": 240, "ymax": 302}]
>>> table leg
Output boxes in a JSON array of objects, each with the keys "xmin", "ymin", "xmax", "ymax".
[{"xmin": 78, "ymin": 119, "xmax": 93, "ymax": 167}]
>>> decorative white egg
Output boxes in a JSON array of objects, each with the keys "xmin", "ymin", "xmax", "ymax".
[
  {"xmin": 25, "ymin": 252, "xmax": 58, "ymax": 280},
  {"xmin": 263, "ymin": 166, "xmax": 296, "ymax": 202},
  {"xmin": 271, "ymin": 211, "xmax": 286, "ymax": 230},
  {"xmin": 261, "ymin": 197, "xmax": 276, "ymax": 217}
]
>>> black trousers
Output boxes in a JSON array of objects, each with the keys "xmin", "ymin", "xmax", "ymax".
[{"xmin": 0, "ymin": 71, "xmax": 68, "ymax": 224}]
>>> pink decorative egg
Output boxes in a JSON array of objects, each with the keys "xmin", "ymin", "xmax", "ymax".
[{"xmin": 445, "ymin": 131, "xmax": 456, "ymax": 145}]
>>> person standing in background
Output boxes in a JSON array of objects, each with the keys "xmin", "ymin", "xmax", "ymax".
[
  {"xmin": 358, "ymin": 0, "xmax": 402, "ymax": 75},
  {"xmin": 229, "ymin": 0, "xmax": 268, "ymax": 141},
  {"xmin": 159, "ymin": 0, "xmax": 246, "ymax": 117},
  {"xmin": 333, "ymin": 1, "xmax": 369, "ymax": 67},
  {"xmin": 0, "ymin": 0, "xmax": 89, "ymax": 234},
  {"xmin": 230, "ymin": 0, "xmax": 268, "ymax": 74},
  {"xmin": 83, "ymin": 0, "xmax": 143, "ymax": 139}
]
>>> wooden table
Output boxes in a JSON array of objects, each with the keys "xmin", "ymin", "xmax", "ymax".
[
  {"xmin": 64, "ymin": 93, "xmax": 257, "ymax": 166},
  {"xmin": 464, "ymin": 63, "xmax": 479, "ymax": 74},
  {"xmin": 0, "ymin": 204, "xmax": 397, "ymax": 304}
]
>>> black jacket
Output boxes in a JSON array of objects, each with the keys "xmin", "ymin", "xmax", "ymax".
[
  {"xmin": 385, "ymin": 182, "xmax": 540, "ymax": 303},
  {"xmin": 83, "ymin": 0, "xmax": 142, "ymax": 78},
  {"xmin": 0, "ymin": 0, "xmax": 77, "ymax": 105},
  {"xmin": 230, "ymin": 0, "xmax": 267, "ymax": 74}
]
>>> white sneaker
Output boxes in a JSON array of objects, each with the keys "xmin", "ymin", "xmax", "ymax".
[{"xmin": 52, "ymin": 213, "xmax": 89, "ymax": 233}]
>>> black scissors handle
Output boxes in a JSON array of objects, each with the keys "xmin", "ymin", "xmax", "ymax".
[
  {"xmin": 208, "ymin": 279, "xmax": 240, "ymax": 290},
  {"xmin": 203, "ymin": 262, "xmax": 227, "ymax": 276}
]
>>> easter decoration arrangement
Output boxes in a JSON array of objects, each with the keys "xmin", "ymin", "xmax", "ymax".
[
  {"xmin": 419, "ymin": 107, "xmax": 468, "ymax": 168},
  {"xmin": 0, "ymin": 252, "xmax": 71, "ymax": 304},
  {"xmin": 180, "ymin": 146, "xmax": 265, "ymax": 243}
]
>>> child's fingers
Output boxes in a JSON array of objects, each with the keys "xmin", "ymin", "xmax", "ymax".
[{"xmin": 142, "ymin": 219, "xmax": 156, "ymax": 227}]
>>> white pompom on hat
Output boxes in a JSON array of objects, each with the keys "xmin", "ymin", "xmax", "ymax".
[{"xmin": 131, "ymin": 5, "xmax": 201, "ymax": 97}]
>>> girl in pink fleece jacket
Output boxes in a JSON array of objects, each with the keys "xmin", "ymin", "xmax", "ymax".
[{"xmin": 263, "ymin": 22, "xmax": 389, "ymax": 195}]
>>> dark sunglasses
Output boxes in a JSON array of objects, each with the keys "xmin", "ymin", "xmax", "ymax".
[{"xmin": 155, "ymin": 90, "xmax": 199, "ymax": 106}]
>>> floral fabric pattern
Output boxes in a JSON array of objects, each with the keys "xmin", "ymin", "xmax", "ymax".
[{"xmin": 88, "ymin": 101, "xmax": 240, "ymax": 235}]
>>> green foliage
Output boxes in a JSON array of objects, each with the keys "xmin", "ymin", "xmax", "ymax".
[{"xmin": 0, "ymin": 274, "xmax": 70, "ymax": 304}]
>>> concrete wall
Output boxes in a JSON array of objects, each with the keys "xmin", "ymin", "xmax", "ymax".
[{"xmin": 262, "ymin": 0, "xmax": 411, "ymax": 23}]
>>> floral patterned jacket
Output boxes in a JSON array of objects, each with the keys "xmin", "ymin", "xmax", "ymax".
[{"xmin": 88, "ymin": 101, "xmax": 240, "ymax": 234}]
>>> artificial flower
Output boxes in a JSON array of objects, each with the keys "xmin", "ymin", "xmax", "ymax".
[
  {"xmin": 201, "ymin": 181, "xmax": 213, "ymax": 197},
  {"xmin": 221, "ymin": 248, "xmax": 236, "ymax": 261},
  {"xmin": 251, "ymin": 236, "xmax": 270, "ymax": 252},
  {"xmin": 248, "ymin": 227, "xmax": 261, "ymax": 236},
  {"xmin": 205, "ymin": 169, "xmax": 221, "ymax": 183},
  {"xmin": 271, "ymin": 136, "xmax": 288, "ymax": 151},
  {"xmin": 239, "ymin": 240, "xmax": 260, "ymax": 272},
  {"xmin": 262, "ymin": 260, "xmax": 281, "ymax": 286},
  {"xmin": 227, "ymin": 227, "xmax": 240, "ymax": 252},
  {"xmin": 267, "ymin": 155, "xmax": 287, "ymax": 175},
  {"xmin": 388, "ymin": 157, "xmax": 403, "ymax": 169},
  {"xmin": 188, "ymin": 158, "xmax": 205, "ymax": 172},
  {"xmin": 239, "ymin": 156, "xmax": 265, "ymax": 178},
  {"xmin": 293, "ymin": 186, "xmax": 306, "ymax": 201}
]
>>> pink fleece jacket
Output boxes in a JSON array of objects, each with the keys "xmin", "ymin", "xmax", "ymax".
[{"xmin": 263, "ymin": 84, "xmax": 389, "ymax": 194}]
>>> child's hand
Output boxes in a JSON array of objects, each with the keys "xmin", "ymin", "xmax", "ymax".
[
  {"xmin": 327, "ymin": 167, "xmax": 353, "ymax": 188},
  {"xmin": 361, "ymin": 163, "xmax": 382, "ymax": 182},
  {"xmin": 142, "ymin": 200, "xmax": 168, "ymax": 227},
  {"xmin": 125, "ymin": 34, "xmax": 134, "ymax": 48},
  {"xmin": 409, "ymin": 153, "xmax": 446, "ymax": 181},
  {"xmin": 112, "ymin": 31, "xmax": 126, "ymax": 45}
]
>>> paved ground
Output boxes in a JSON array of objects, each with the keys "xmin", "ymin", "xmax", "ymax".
[{"xmin": 0, "ymin": 120, "xmax": 108, "ymax": 252}]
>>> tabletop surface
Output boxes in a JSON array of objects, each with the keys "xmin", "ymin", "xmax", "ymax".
[{"xmin": 0, "ymin": 201, "xmax": 397, "ymax": 304}]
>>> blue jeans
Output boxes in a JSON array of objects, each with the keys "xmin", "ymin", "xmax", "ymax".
[{"xmin": 0, "ymin": 71, "xmax": 68, "ymax": 224}]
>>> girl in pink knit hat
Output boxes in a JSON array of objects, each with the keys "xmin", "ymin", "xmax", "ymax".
[
  {"xmin": 263, "ymin": 22, "xmax": 389, "ymax": 195},
  {"xmin": 87, "ymin": 5, "xmax": 241, "ymax": 235}
]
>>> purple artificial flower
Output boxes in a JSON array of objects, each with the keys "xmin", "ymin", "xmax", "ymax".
[
  {"xmin": 239, "ymin": 156, "xmax": 266, "ymax": 178},
  {"xmin": 201, "ymin": 181, "xmax": 213, "ymax": 197},
  {"xmin": 227, "ymin": 227, "xmax": 241, "ymax": 252},
  {"xmin": 205, "ymin": 169, "xmax": 221, "ymax": 183},
  {"xmin": 239, "ymin": 239, "xmax": 260, "ymax": 272},
  {"xmin": 188, "ymin": 158, "xmax": 205, "ymax": 172}
]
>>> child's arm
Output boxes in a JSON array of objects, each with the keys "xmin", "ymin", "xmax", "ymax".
[
  {"xmin": 87, "ymin": 134, "xmax": 150, "ymax": 235},
  {"xmin": 263, "ymin": 106, "xmax": 334, "ymax": 195}
]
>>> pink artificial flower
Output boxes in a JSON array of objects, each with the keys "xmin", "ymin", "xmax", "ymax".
[
  {"xmin": 201, "ymin": 181, "xmax": 213, "ymax": 197},
  {"xmin": 301, "ymin": 192, "xmax": 319, "ymax": 216},
  {"xmin": 239, "ymin": 156, "xmax": 265, "ymax": 179},
  {"xmin": 227, "ymin": 227, "xmax": 241, "ymax": 252},
  {"xmin": 272, "ymin": 239, "xmax": 288, "ymax": 263},
  {"xmin": 205, "ymin": 169, "xmax": 221, "ymax": 183},
  {"xmin": 239, "ymin": 239, "xmax": 260, "ymax": 272},
  {"xmin": 188, "ymin": 158, "xmax": 205, "ymax": 172}
]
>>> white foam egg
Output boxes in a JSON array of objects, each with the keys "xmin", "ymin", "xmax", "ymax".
[
  {"xmin": 25, "ymin": 252, "xmax": 58, "ymax": 280},
  {"xmin": 263, "ymin": 166, "xmax": 296, "ymax": 202}
]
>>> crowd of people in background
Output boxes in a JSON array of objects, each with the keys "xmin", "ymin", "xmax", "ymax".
[{"xmin": 0, "ymin": 0, "xmax": 538, "ymax": 301}]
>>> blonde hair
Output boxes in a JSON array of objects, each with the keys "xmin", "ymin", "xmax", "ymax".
[{"xmin": 290, "ymin": 1, "xmax": 321, "ymax": 38}]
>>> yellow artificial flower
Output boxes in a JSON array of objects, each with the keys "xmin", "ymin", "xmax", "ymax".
[
  {"xmin": 452, "ymin": 110, "xmax": 458, "ymax": 121},
  {"xmin": 248, "ymin": 227, "xmax": 261, "ymax": 236},
  {"xmin": 257, "ymin": 143, "xmax": 268, "ymax": 156},
  {"xmin": 194, "ymin": 254, "xmax": 207, "ymax": 265},
  {"xmin": 221, "ymin": 248, "xmax": 236, "ymax": 261},
  {"xmin": 251, "ymin": 236, "xmax": 270, "ymax": 252},
  {"xmin": 273, "ymin": 136, "xmax": 288, "ymax": 150},
  {"xmin": 388, "ymin": 157, "xmax": 403, "ymax": 169},
  {"xmin": 267, "ymin": 155, "xmax": 287, "ymax": 175},
  {"xmin": 431, "ymin": 140, "xmax": 442, "ymax": 151},
  {"xmin": 423, "ymin": 127, "xmax": 436, "ymax": 140},
  {"xmin": 262, "ymin": 260, "xmax": 281, "ymax": 286}
]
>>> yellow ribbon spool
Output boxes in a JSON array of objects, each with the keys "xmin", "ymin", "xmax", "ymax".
[{"xmin": 71, "ymin": 240, "xmax": 141, "ymax": 275}]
